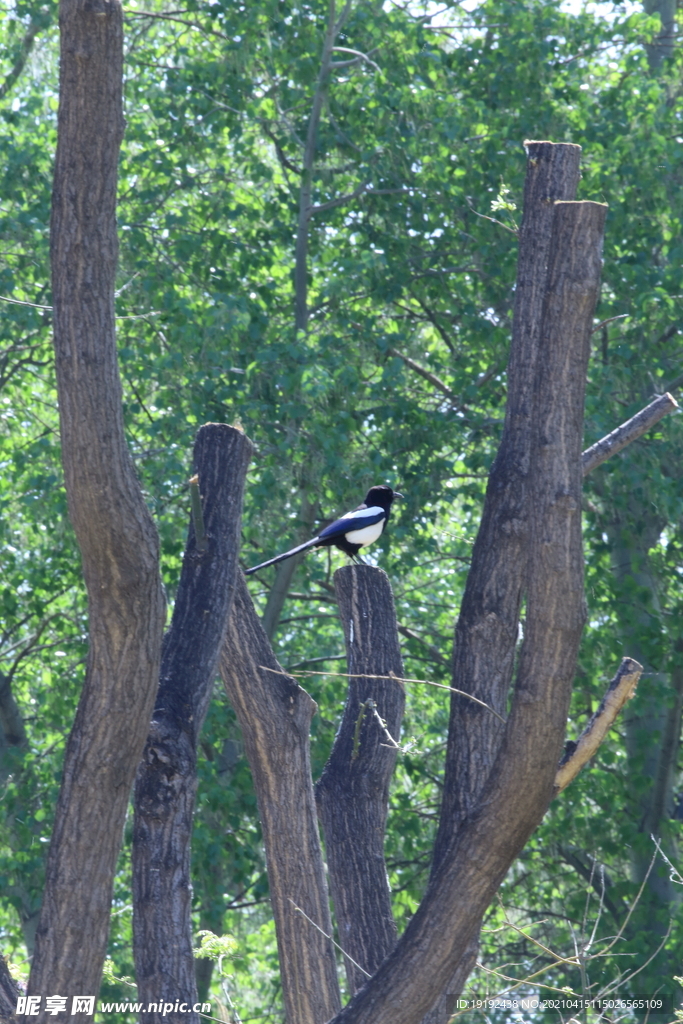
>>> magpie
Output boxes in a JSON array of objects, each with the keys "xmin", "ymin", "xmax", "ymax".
[{"xmin": 245, "ymin": 485, "xmax": 402, "ymax": 576}]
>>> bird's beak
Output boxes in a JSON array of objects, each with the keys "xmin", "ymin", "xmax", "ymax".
[{"xmin": 393, "ymin": 491, "xmax": 404, "ymax": 499}]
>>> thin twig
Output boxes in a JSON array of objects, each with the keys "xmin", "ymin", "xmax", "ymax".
[
  {"xmin": 309, "ymin": 180, "xmax": 370, "ymax": 217},
  {"xmin": 0, "ymin": 294, "xmax": 52, "ymax": 310},
  {"xmin": 259, "ymin": 666, "xmax": 506, "ymax": 723},
  {"xmin": 598, "ymin": 846, "xmax": 658, "ymax": 955},
  {"xmin": 591, "ymin": 313, "xmax": 628, "ymax": 333},
  {"xmin": 387, "ymin": 347, "xmax": 458, "ymax": 401},
  {"xmin": 287, "ymin": 898, "xmax": 371, "ymax": 979}
]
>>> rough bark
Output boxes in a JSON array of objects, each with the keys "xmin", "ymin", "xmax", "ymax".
[
  {"xmin": 132, "ymin": 424, "xmax": 253, "ymax": 1024},
  {"xmin": 220, "ymin": 573, "xmax": 341, "ymax": 1024},
  {"xmin": 327, "ymin": 199, "xmax": 606, "ymax": 1024},
  {"xmin": 0, "ymin": 959, "xmax": 20, "ymax": 1023},
  {"xmin": 26, "ymin": 1, "xmax": 166, "ymax": 1019},
  {"xmin": 315, "ymin": 565, "xmax": 404, "ymax": 995},
  {"xmin": 432, "ymin": 142, "xmax": 582, "ymax": 878}
]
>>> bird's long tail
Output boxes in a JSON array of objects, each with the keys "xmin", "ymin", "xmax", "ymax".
[{"xmin": 244, "ymin": 536, "xmax": 321, "ymax": 576}]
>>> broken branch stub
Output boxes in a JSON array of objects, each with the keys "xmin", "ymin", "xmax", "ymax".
[{"xmin": 582, "ymin": 392, "xmax": 679, "ymax": 475}]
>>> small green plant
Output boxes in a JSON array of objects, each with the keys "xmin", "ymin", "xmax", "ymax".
[
  {"xmin": 491, "ymin": 183, "xmax": 517, "ymax": 213},
  {"xmin": 193, "ymin": 930, "xmax": 238, "ymax": 978},
  {"xmin": 102, "ymin": 959, "xmax": 136, "ymax": 989}
]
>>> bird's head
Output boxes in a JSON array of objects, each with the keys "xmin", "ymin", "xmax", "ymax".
[{"xmin": 364, "ymin": 485, "xmax": 403, "ymax": 509}]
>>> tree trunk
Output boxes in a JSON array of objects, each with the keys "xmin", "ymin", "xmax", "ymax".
[
  {"xmin": 133, "ymin": 424, "xmax": 252, "ymax": 1024},
  {"xmin": 220, "ymin": 573, "xmax": 341, "ymax": 1024},
  {"xmin": 316, "ymin": 565, "xmax": 404, "ymax": 995},
  {"xmin": 26, "ymin": 0, "xmax": 166, "ymax": 1019},
  {"xmin": 327, "ymin": 198, "xmax": 606, "ymax": 1024}
]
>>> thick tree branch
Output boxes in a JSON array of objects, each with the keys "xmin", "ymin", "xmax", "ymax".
[
  {"xmin": 433, "ymin": 142, "xmax": 582, "ymax": 876},
  {"xmin": 294, "ymin": 0, "xmax": 352, "ymax": 331},
  {"xmin": 133, "ymin": 425, "xmax": 252, "ymax": 1024}
]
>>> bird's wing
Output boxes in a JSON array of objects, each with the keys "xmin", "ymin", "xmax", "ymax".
[
  {"xmin": 317, "ymin": 505, "xmax": 385, "ymax": 542},
  {"xmin": 244, "ymin": 535, "xmax": 321, "ymax": 575}
]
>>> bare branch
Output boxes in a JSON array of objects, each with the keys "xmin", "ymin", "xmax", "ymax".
[
  {"xmin": 554, "ymin": 657, "xmax": 642, "ymax": 793},
  {"xmin": 309, "ymin": 180, "xmax": 370, "ymax": 216},
  {"xmin": 397, "ymin": 625, "xmax": 450, "ymax": 668},
  {"xmin": 288, "ymin": 899, "xmax": 372, "ymax": 980},
  {"xmin": 331, "ymin": 46, "xmax": 381, "ymax": 71},
  {"xmin": 581, "ymin": 392, "xmax": 679, "ymax": 475},
  {"xmin": 386, "ymin": 347, "xmax": 458, "ymax": 401},
  {"xmin": 591, "ymin": 313, "xmax": 628, "ymax": 333}
]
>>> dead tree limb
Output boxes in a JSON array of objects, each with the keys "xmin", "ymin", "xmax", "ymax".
[
  {"xmin": 132, "ymin": 425, "xmax": 252, "ymax": 1024},
  {"xmin": 581, "ymin": 392, "xmax": 678, "ymax": 474},
  {"xmin": 315, "ymin": 565, "xmax": 404, "ymax": 995},
  {"xmin": 554, "ymin": 657, "xmax": 642, "ymax": 793}
]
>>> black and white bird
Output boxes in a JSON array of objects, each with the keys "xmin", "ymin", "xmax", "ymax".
[{"xmin": 245, "ymin": 485, "xmax": 402, "ymax": 576}]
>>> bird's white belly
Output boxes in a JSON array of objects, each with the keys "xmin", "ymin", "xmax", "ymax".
[{"xmin": 345, "ymin": 519, "xmax": 385, "ymax": 547}]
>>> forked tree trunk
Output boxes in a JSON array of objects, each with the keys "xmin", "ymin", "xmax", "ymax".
[
  {"xmin": 424, "ymin": 139, "xmax": 581, "ymax": 1024},
  {"xmin": 323, "ymin": 199, "xmax": 606, "ymax": 1024}
]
